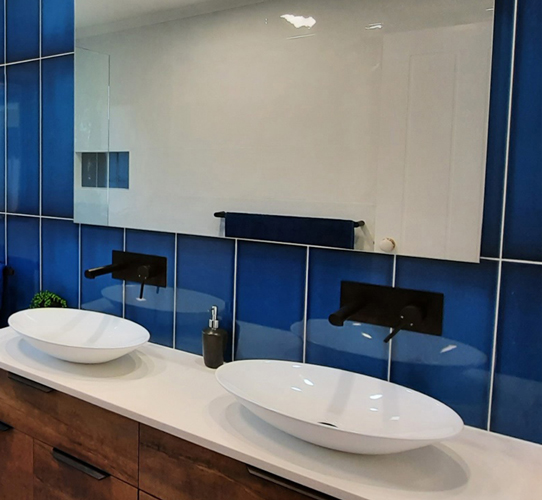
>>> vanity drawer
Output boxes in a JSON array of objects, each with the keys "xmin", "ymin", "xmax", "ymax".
[
  {"xmin": 0, "ymin": 424, "xmax": 33, "ymax": 500},
  {"xmin": 140, "ymin": 425, "xmax": 338, "ymax": 500},
  {"xmin": 0, "ymin": 369, "xmax": 139, "ymax": 486},
  {"xmin": 33, "ymin": 440, "xmax": 138, "ymax": 500}
]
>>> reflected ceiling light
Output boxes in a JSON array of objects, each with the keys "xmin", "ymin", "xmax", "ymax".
[
  {"xmin": 370, "ymin": 394, "xmax": 383, "ymax": 400},
  {"xmin": 390, "ymin": 416, "xmax": 400, "ymax": 421},
  {"xmin": 440, "ymin": 344, "xmax": 457, "ymax": 354},
  {"xmin": 365, "ymin": 23, "xmax": 383, "ymax": 30},
  {"xmin": 303, "ymin": 379, "xmax": 314, "ymax": 386},
  {"xmin": 370, "ymin": 407, "xmax": 379, "ymax": 412},
  {"xmin": 362, "ymin": 332, "xmax": 373, "ymax": 339},
  {"xmin": 281, "ymin": 14, "xmax": 316, "ymax": 29},
  {"xmin": 291, "ymin": 386, "xmax": 302, "ymax": 392}
]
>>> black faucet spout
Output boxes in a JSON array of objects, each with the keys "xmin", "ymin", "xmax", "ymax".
[
  {"xmin": 328, "ymin": 301, "xmax": 366, "ymax": 327},
  {"xmin": 84, "ymin": 263, "xmax": 126, "ymax": 280}
]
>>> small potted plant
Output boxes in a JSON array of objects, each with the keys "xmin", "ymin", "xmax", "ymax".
[{"xmin": 29, "ymin": 291, "xmax": 68, "ymax": 309}]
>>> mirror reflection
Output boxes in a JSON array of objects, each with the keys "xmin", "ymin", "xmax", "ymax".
[{"xmin": 75, "ymin": 0, "xmax": 494, "ymax": 262}]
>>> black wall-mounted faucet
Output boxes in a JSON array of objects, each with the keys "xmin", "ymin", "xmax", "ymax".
[
  {"xmin": 84, "ymin": 250, "xmax": 167, "ymax": 300},
  {"xmin": 328, "ymin": 282, "xmax": 443, "ymax": 342}
]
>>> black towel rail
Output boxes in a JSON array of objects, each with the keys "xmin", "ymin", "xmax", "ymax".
[{"xmin": 213, "ymin": 211, "xmax": 365, "ymax": 228}]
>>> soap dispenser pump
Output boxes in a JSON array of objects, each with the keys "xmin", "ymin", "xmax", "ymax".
[{"xmin": 202, "ymin": 306, "xmax": 227, "ymax": 369}]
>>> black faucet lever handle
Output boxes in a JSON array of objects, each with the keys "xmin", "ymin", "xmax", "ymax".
[{"xmin": 384, "ymin": 305, "xmax": 425, "ymax": 343}]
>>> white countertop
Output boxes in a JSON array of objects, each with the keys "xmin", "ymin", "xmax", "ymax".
[{"xmin": 0, "ymin": 327, "xmax": 541, "ymax": 500}]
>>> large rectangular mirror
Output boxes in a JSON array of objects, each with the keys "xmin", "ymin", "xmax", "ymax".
[{"xmin": 75, "ymin": 0, "xmax": 494, "ymax": 262}]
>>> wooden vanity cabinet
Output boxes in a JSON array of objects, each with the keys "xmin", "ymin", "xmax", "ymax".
[
  {"xmin": 0, "ymin": 370, "xmax": 139, "ymax": 486},
  {"xmin": 140, "ymin": 424, "xmax": 337, "ymax": 500},
  {"xmin": 0, "ymin": 423, "xmax": 33, "ymax": 500},
  {"xmin": 0, "ymin": 369, "xmax": 337, "ymax": 500}
]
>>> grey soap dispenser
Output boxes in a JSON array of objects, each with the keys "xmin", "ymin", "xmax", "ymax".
[{"xmin": 202, "ymin": 306, "xmax": 227, "ymax": 369}]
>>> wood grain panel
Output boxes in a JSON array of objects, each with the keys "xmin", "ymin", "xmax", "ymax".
[
  {"xmin": 139, "ymin": 492, "xmax": 160, "ymax": 500},
  {"xmin": 33, "ymin": 440, "xmax": 137, "ymax": 500},
  {"xmin": 140, "ymin": 425, "xmax": 335, "ymax": 500},
  {"xmin": 0, "ymin": 426, "xmax": 33, "ymax": 500},
  {"xmin": 0, "ymin": 369, "xmax": 138, "ymax": 486}
]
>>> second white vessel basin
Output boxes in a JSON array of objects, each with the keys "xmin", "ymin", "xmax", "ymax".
[
  {"xmin": 8, "ymin": 308, "xmax": 150, "ymax": 364},
  {"xmin": 216, "ymin": 360, "xmax": 463, "ymax": 455}
]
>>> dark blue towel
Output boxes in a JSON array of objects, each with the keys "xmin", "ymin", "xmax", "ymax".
[{"xmin": 224, "ymin": 213, "xmax": 355, "ymax": 249}]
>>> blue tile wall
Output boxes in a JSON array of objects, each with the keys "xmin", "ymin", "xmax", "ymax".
[
  {"xmin": 125, "ymin": 229, "xmax": 176, "ymax": 347},
  {"xmin": 235, "ymin": 241, "xmax": 306, "ymax": 361},
  {"xmin": 6, "ymin": 0, "xmax": 39, "ymax": 63},
  {"xmin": 42, "ymin": 218, "xmax": 79, "ymax": 307},
  {"xmin": 175, "ymin": 235, "xmax": 235, "ymax": 357},
  {"xmin": 392, "ymin": 258, "xmax": 498, "ymax": 428},
  {"xmin": 0, "ymin": 71, "xmax": 5, "ymax": 212},
  {"xmin": 491, "ymin": 262, "xmax": 542, "ymax": 443},
  {"xmin": 1, "ymin": 0, "xmax": 541, "ymax": 447},
  {"xmin": 5, "ymin": 216, "xmax": 40, "ymax": 320},
  {"xmin": 42, "ymin": 0, "xmax": 75, "ymax": 57},
  {"xmin": 7, "ymin": 62, "xmax": 40, "ymax": 215},
  {"xmin": 502, "ymin": 0, "xmax": 542, "ymax": 261},
  {"xmin": 42, "ymin": 55, "xmax": 74, "ymax": 218},
  {"xmin": 306, "ymin": 249, "xmax": 393, "ymax": 379}
]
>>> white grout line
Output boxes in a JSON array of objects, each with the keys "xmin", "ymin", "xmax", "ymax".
[
  {"xmin": 387, "ymin": 254, "xmax": 397, "ymax": 382},
  {"xmin": 77, "ymin": 224, "xmax": 82, "ymax": 309},
  {"xmin": 172, "ymin": 234, "xmax": 178, "ymax": 348},
  {"xmin": 231, "ymin": 239, "xmax": 238, "ymax": 361},
  {"xmin": 302, "ymin": 246, "xmax": 310, "ymax": 363},
  {"xmin": 2, "ymin": 211, "xmax": 74, "ymax": 221},
  {"xmin": 38, "ymin": 8, "xmax": 43, "ymax": 289},
  {"xmin": 483, "ymin": 256, "xmax": 542, "ymax": 266},
  {"xmin": 487, "ymin": 0, "xmax": 518, "ymax": 432},
  {"xmin": 122, "ymin": 228, "xmax": 126, "ymax": 318},
  {"xmin": 3, "ymin": 62, "xmax": 6, "ymax": 267},
  {"xmin": 1, "ymin": 52, "xmax": 75, "ymax": 67}
]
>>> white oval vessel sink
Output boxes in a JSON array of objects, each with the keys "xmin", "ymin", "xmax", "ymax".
[
  {"xmin": 9, "ymin": 308, "xmax": 150, "ymax": 364},
  {"xmin": 216, "ymin": 360, "xmax": 463, "ymax": 455}
]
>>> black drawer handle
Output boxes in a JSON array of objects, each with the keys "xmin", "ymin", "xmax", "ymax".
[
  {"xmin": 0, "ymin": 420, "xmax": 12, "ymax": 432},
  {"xmin": 247, "ymin": 466, "xmax": 336, "ymax": 500},
  {"xmin": 8, "ymin": 372, "xmax": 54, "ymax": 393},
  {"xmin": 52, "ymin": 448, "xmax": 110, "ymax": 481}
]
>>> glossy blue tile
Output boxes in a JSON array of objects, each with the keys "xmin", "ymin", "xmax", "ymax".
[
  {"xmin": 0, "ymin": 71, "xmax": 5, "ymax": 212},
  {"xmin": 481, "ymin": 0, "xmax": 515, "ymax": 258},
  {"xmin": 306, "ymin": 248, "xmax": 393, "ymax": 379},
  {"xmin": 42, "ymin": 55, "xmax": 74, "ymax": 218},
  {"xmin": 42, "ymin": 219, "xmax": 79, "ymax": 308},
  {"xmin": 0, "ymin": 215, "xmax": 5, "ymax": 264},
  {"xmin": 391, "ymin": 257, "xmax": 498, "ymax": 428},
  {"xmin": 175, "ymin": 235, "xmax": 235, "ymax": 356},
  {"xmin": 125, "ymin": 229, "xmax": 175, "ymax": 348},
  {"xmin": 7, "ymin": 0, "xmax": 39, "ymax": 63},
  {"xmin": 491, "ymin": 262, "xmax": 542, "ymax": 443},
  {"xmin": 4, "ymin": 216, "xmax": 39, "ymax": 322},
  {"xmin": 0, "ymin": 2, "xmax": 4, "ymax": 65},
  {"xmin": 42, "ymin": 0, "xmax": 74, "ymax": 57},
  {"xmin": 235, "ymin": 241, "xmax": 306, "ymax": 361},
  {"xmin": 503, "ymin": 0, "xmax": 542, "ymax": 261},
  {"xmin": 81, "ymin": 225, "xmax": 123, "ymax": 316},
  {"xmin": 7, "ymin": 62, "xmax": 40, "ymax": 215}
]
